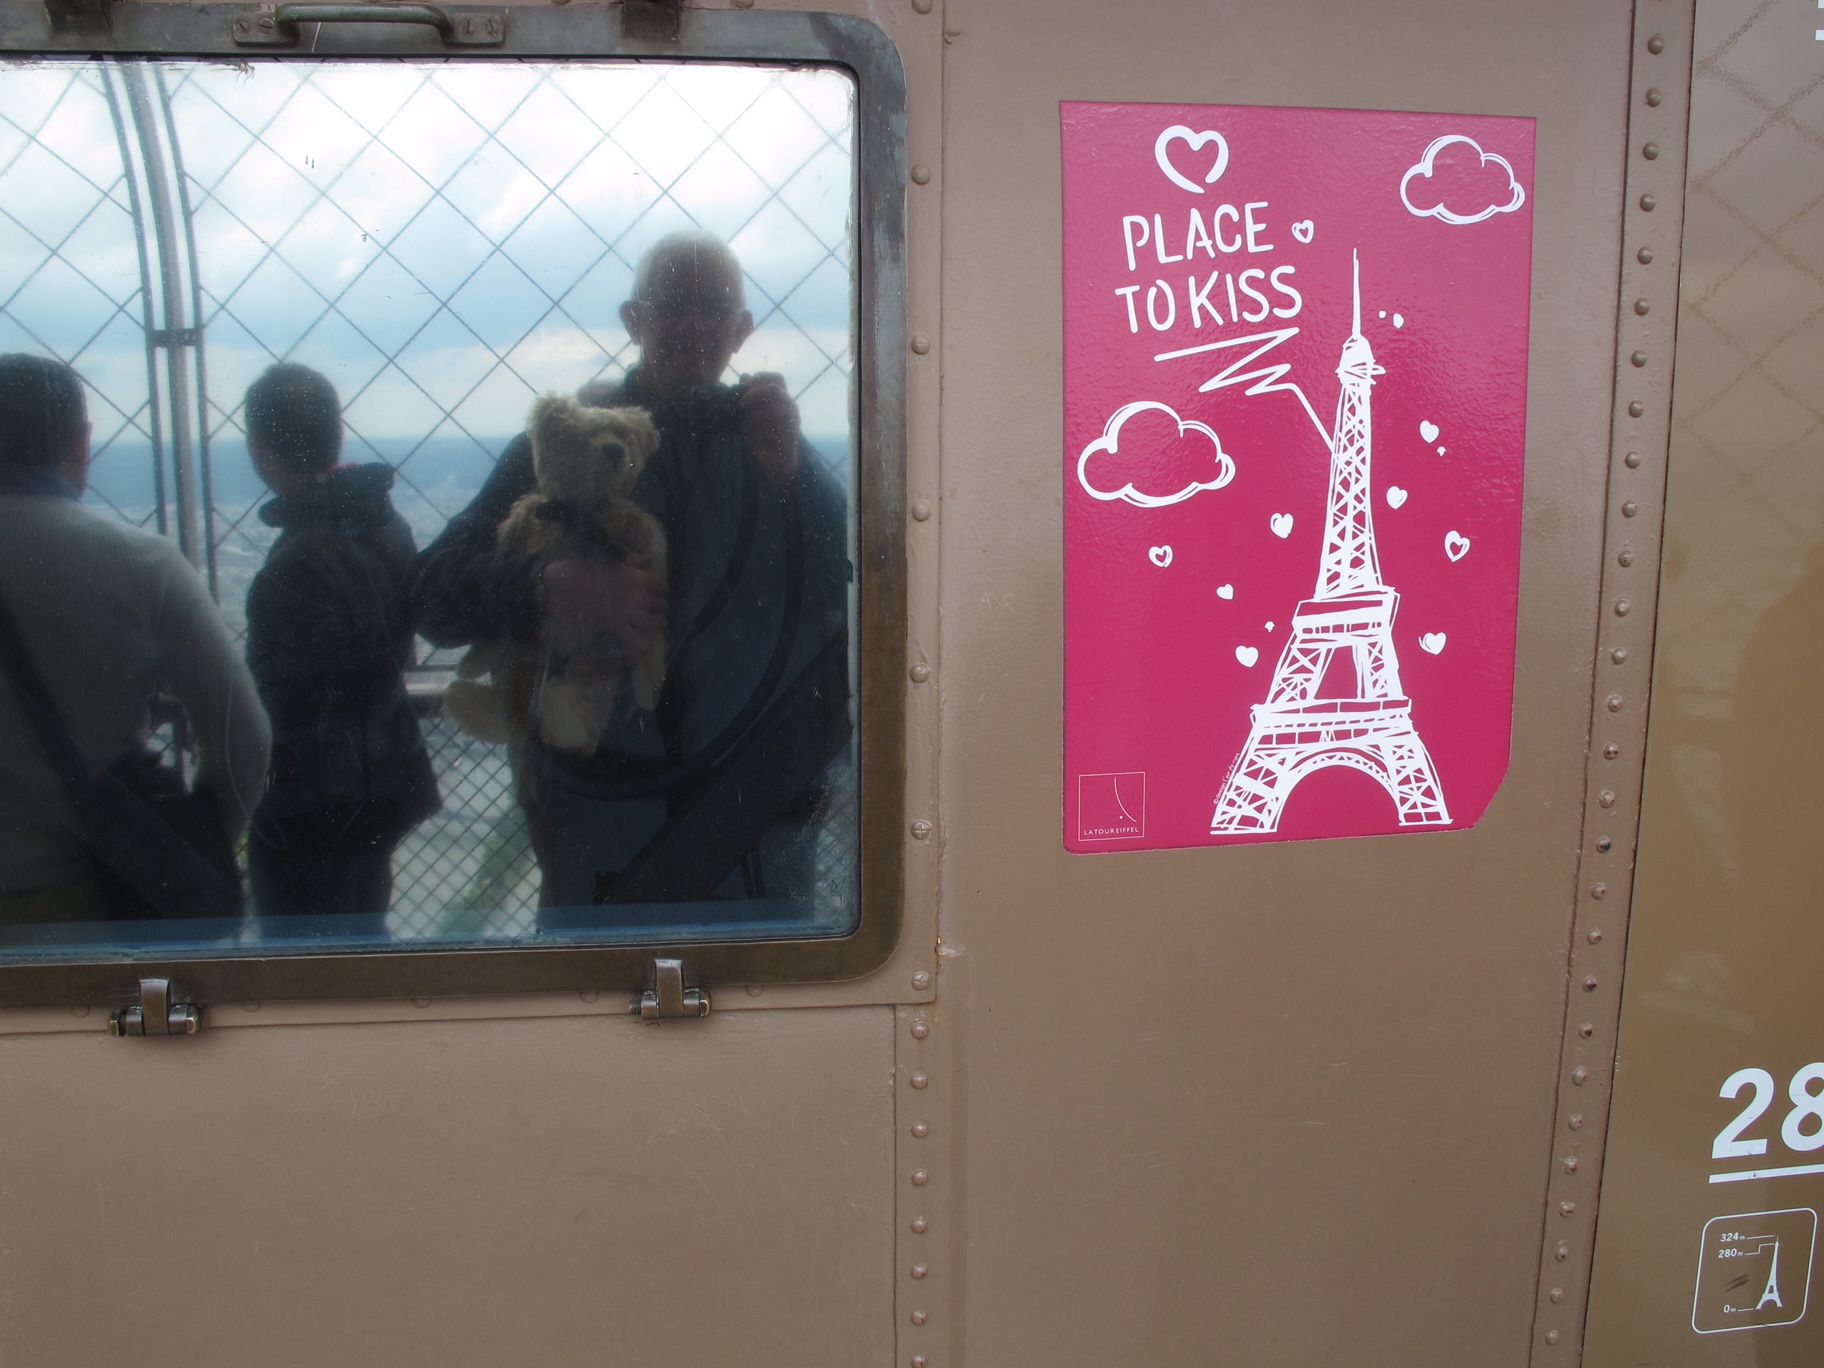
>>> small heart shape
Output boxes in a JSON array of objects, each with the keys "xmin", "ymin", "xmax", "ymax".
[
  {"xmin": 1291, "ymin": 219, "xmax": 1314, "ymax": 244},
  {"xmin": 1264, "ymin": 621, "xmax": 1276, "ymax": 632},
  {"xmin": 1235, "ymin": 645, "xmax": 1259, "ymax": 668},
  {"xmin": 1444, "ymin": 530, "xmax": 1470, "ymax": 562},
  {"xmin": 1393, "ymin": 313, "xmax": 1405, "ymax": 329},
  {"xmin": 1216, "ymin": 583, "xmax": 1234, "ymax": 600},
  {"xmin": 1420, "ymin": 632, "xmax": 1447, "ymax": 655},
  {"xmin": 1269, "ymin": 512, "xmax": 1294, "ymax": 539},
  {"xmin": 1386, "ymin": 485, "xmax": 1408, "ymax": 509},
  {"xmin": 1148, "ymin": 545, "xmax": 1173, "ymax": 568},
  {"xmin": 1419, "ymin": 420, "xmax": 1440, "ymax": 443}
]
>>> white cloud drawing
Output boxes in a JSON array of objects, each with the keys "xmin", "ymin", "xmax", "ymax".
[
  {"xmin": 1077, "ymin": 401, "xmax": 1235, "ymax": 508},
  {"xmin": 1400, "ymin": 135, "xmax": 1526, "ymax": 226}
]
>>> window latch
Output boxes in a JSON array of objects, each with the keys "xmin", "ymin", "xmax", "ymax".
[
  {"xmin": 632, "ymin": 958, "xmax": 710, "ymax": 1022},
  {"xmin": 230, "ymin": 4, "xmax": 507, "ymax": 48},
  {"xmin": 109, "ymin": 978, "xmax": 203, "ymax": 1037}
]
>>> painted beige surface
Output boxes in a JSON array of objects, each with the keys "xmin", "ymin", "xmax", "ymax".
[
  {"xmin": 1584, "ymin": 1, "xmax": 1824, "ymax": 1362},
  {"xmin": 0, "ymin": 2, "xmax": 1663, "ymax": 1365}
]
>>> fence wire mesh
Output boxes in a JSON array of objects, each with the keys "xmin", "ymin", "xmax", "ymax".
[{"xmin": 0, "ymin": 57, "xmax": 860, "ymax": 936}]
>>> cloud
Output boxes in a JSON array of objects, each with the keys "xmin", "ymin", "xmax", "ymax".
[
  {"xmin": 1400, "ymin": 135, "xmax": 1526, "ymax": 226},
  {"xmin": 1077, "ymin": 401, "xmax": 1235, "ymax": 508}
]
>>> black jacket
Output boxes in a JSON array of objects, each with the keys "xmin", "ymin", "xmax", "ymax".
[{"xmin": 246, "ymin": 464, "xmax": 438, "ymax": 847}]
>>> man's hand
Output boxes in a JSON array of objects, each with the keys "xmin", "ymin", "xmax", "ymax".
[
  {"xmin": 539, "ymin": 556, "xmax": 668, "ymax": 667},
  {"xmin": 739, "ymin": 371, "xmax": 801, "ymax": 488}
]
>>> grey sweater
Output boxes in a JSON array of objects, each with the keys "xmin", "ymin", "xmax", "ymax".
[{"xmin": 0, "ymin": 493, "xmax": 270, "ymax": 895}]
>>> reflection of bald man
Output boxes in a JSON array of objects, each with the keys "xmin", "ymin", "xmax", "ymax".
[{"xmin": 409, "ymin": 231, "xmax": 851, "ymax": 916}]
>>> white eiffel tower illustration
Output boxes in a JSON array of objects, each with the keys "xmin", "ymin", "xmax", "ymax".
[{"xmin": 1211, "ymin": 252, "xmax": 1449, "ymax": 834}]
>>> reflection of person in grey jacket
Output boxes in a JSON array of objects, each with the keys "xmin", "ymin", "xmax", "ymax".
[
  {"xmin": 243, "ymin": 365, "xmax": 438, "ymax": 930},
  {"xmin": 0, "ymin": 355, "xmax": 269, "ymax": 924},
  {"xmin": 409, "ymin": 232, "xmax": 851, "ymax": 916}
]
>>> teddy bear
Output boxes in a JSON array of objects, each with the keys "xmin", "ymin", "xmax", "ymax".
[{"xmin": 442, "ymin": 394, "xmax": 666, "ymax": 756}]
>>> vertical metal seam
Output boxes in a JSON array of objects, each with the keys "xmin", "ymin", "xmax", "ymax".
[{"xmin": 1528, "ymin": 2, "xmax": 1697, "ymax": 1363}]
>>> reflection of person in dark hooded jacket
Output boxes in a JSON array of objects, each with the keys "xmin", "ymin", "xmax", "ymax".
[
  {"xmin": 408, "ymin": 231, "xmax": 851, "ymax": 917},
  {"xmin": 243, "ymin": 364, "xmax": 438, "ymax": 930}
]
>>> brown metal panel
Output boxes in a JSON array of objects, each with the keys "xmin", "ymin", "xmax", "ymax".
[
  {"xmin": 0, "ymin": 1007, "xmax": 896, "ymax": 1367},
  {"xmin": 1585, "ymin": 0, "xmax": 1824, "ymax": 1361},
  {"xmin": 937, "ymin": 1, "xmax": 1632, "ymax": 1364}
]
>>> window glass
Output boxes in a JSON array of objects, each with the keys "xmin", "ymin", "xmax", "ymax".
[{"xmin": 0, "ymin": 57, "xmax": 860, "ymax": 956}]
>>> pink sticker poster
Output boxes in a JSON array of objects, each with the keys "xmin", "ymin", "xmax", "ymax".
[{"xmin": 1062, "ymin": 102, "xmax": 1535, "ymax": 852}]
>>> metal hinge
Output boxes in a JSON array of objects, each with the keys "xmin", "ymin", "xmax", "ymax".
[
  {"xmin": 621, "ymin": 0, "xmax": 680, "ymax": 43},
  {"xmin": 631, "ymin": 958, "xmax": 710, "ymax": 1022},
  {"xmin": 108, "ymin": 978, "xmax": 203, "ymax": 1037}
]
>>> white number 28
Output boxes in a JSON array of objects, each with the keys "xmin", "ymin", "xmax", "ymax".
[{"xmin": 1713, "ymin": 1063, "xmax": 1824, "ymax": 1161}]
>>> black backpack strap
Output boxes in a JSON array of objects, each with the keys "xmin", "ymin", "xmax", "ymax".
[{"xmin": 0, "ymin": 591, "xmax": 242, "ymax": 919}]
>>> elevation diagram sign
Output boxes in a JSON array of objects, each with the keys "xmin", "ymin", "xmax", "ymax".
[{"xmin": 1062, "ymin": 102, "xmax": 1535, "ymax": 852}]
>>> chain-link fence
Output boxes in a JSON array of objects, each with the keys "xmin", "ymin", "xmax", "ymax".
[{"xmin": 0, "ymin": 56, "xmax": 859, "ymax": 937}]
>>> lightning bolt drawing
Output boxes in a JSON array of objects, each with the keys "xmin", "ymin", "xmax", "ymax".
[{"xmin": 1153, "ymin": 328, "xmax": 1331, "ymax": 446}]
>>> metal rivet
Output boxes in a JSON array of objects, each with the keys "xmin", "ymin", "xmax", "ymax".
[
  {"xmin": 1631, "ymin": 350, "xmax": 1648, "ymax": 367},
  {"xmin": 911, "ymin": 499, "xmax": 932, "ymax": 522},
  {"xmin": 911, "ymin": 1216, "xmax": 929, "ymax": 1234},
  {"xmin": 1645, "ymin": 87, "xmax": 1662, "ymax": 106},
  {"xmin": 910, "ymin": 1308, "xmax": 929, "ymax": 1325},
  {"xmin": 1556, "ymin": 1241, "xmax": 1571, "ymax": 1261},
  {"xmin": 1569, "ymin": 1114, "xmax": 1584, "ymax": 1130},
  {"xmin": 1550, "ymin": 1286, "xmax": 1566, "ymax": 1303},
  {"xmin": 910, "ymin": 1071, "xmax": 929, "ymax": 1090},
  {"xmin": 69, "ymin": 1003, "xmax": 91, "ymax": 1018},
  {"xmin": 1638, "ymin": 246, "xmax": 1655, "ymax": 265},
  {"xmin": 1628, "ymin": 399, "xmax": 1645, "ymax": 418},
  {"xmin": 911, "ymin": 1359, "xmax": 928, "ymax": 1368},
  {"xmin": 912, "ymin": 971, "xmax": 932, "ymax": 991},
  {"xmin": 1624, "ymin": 450, "xmax": 1642, "ymax": 468},
  {"xmin": 1618, "ymin": 549, "xmax": 1634, "ymax": 567},
  {"xmin": 1591, "ymin": 882, "xmax": 1607, "ymax": 899},
  {"xmin": 1596, "ymin": 836, "xmax": 1613, "ymax": 851},
  {"xmin": 579, "ymin": 989, "xmax": 600, "ymax": 1004},
  {"xmin": 910, "ymin": 1168, "xmax": 929, "ymax": 1186},
  {"xmin": 1634, "ymin": 298, "xmax": 1651, "ymax": 316},
  {"xmin": 1598, "ymin": 790, "xmax": 1616, "ymax": 808},
  {"xmin": 1546, "ymin": 1329, "xmax": 1561, "ymax": 1345},
  {"xmin": 1606, "ymin": 693, "xmax": 1624, "ymax": 712},
  {"xmin": 911, "ymin": 334, "xmax": 931, "ymax": 354},
  {"xmin": 1583, "ymin": 976, "xmax": 1599, "ymax": 992},
  {"xmin": 1588, "ymin": 927, "xmax": 1604, "ymax": 944},
  {"xmin": 1572, "ymin": 1066, "xmax": 1589, "ymax": 1085},
  {"xmin": 258, "ymin": 14, "xmax": 274, "ymax": 28},
  {"xmin": 1614, "ymin": 598, "xmax": 1632, "ymax": 616},
  {"xmin": 1563, "ymin": 1157, "xmax": 1580, "ymax": 1174},
  {"xmin": 1639, "ymin": 193, "xmax": 1656, "ymax": 211},
  {"xmin": 911, "ymin": 820, "xmax": 933, "ymax": 840},
  {"xmin": 238, "ymin": 1001, "xmax": 258, "ymax": 1013},
  {"xmin": 1579, "ymin": 1022, "xmax": 1595, "ymax": 1038},
  {"xmin": 1642, "ymin": 141, "xmax": 1660, "ymax": 160},
  {"xmin": 746, "ymin": 982, "xmax": 765, "ymax": 997},
  {"xmin": 733, "ymin": 0, "xmax": 754, "ymax": 6},
  {"xmin": 412, "ymin": 996, "xmax": 431, "ymax": 1008},
  {"xmin": 1647, "ymin": 34, "xmax": 1665, "ymax": 54},
  {"xmin": 911, "ymin": 1263, "xmax": 929, "ymax": 1280},
  {"xmin": 1561, "ymin": 1201, "xmax": 1577, "ymax": 1216},
  {"xmin": 1603, "ymin": 743, "xmax": 1619, "ymax": 759},
  {"xmin": 911, "ymin": 1019, "xmax": 930, "ymax": 1039},
  {"xmin": 910, "ymin": 662, "xmax": 931, "ymax": 684},
  {"xmin": 1610, "ymin": 646, "xmax": 1628, "ymax": 664},
  {"xmin": 911, "ymin": 1121, "xmax": 930, "ymax": 1138},
  {"xmin": 910, "ymin": 164, "xmax": 932, "ymax": 185},
  {"xmin": 1622, "ymin": 500, "xmax": 1638, "ymax": 517},
  {"xmin": 911, "ymin": 0, "xmax": 933, "ymax": 11}
]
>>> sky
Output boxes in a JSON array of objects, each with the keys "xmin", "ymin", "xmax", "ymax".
[{"xmin": 0, "ymin": 57, "xmax": 856, "ymax": 521}]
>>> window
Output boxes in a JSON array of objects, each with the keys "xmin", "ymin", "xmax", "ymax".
[{"xmin": 0, "ymin": 7, "xmax": 906, "ymax": 1004}]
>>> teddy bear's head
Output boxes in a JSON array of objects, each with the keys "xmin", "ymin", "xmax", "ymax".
[{"xmin": 528, "ymin": 394, "xmax": 660, "ymax": 504}]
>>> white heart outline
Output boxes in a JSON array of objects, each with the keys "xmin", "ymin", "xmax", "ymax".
[
  {"xmin": 1148, "ymin": 545, "xmax": 1173, "ymax": 568},
  {"xmin": 1269, "ymin": 512, "xmax": 1294, "ymax": 539},
  {"xmin": 1234, "ymin": 645, "xmax": 1259, "ymax": 668},
  {"xmin": 1386, "ymin": 486, "xmax": 1408, "ymax": 509},
  {"xmin": 1444, "ymin": 530, "xmax": 1471, "ymax": 562},
  {"xmin": 1290, "ymin": 219, "xmax": 1314, "ymax": 243},
  {"xmin": 1154, "ymin": 125, "xmax": 1229, "ymax": 195},
  {"xmin": 1420, "ymin": 420, "xmax": 1440, "ymax": 443},
  {"xmin": 1420, "ymin": 632, "xmax": 1447, "ymax": 655}
]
